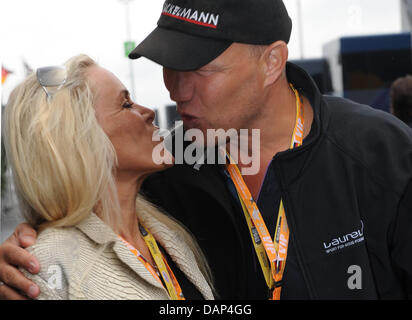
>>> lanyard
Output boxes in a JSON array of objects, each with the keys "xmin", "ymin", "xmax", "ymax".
[
  {"xmin": 225, "ymin": 83, "xmax": 304, "ymax": 300},
  {"xmin": 119, "ymin": 224, "xmax": 185, "ymax": 300}
]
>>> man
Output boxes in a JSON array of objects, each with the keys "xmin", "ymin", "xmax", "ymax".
[
  {"xmin": 1, "ymin": 0, "xmax": 412, "ymax": 300},
  {"xmin": 391, "ymin": 75, "xmax": 412, "ymax": 128}
]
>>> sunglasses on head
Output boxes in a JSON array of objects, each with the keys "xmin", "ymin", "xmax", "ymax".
[{"xmin": 36, "ymin": 66, "xmax": 67, "ymax": 98}]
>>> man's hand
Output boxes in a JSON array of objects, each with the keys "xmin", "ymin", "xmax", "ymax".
[{"xmin": 0, "ymin": 223, "xmax": 40, "ymax": 300}]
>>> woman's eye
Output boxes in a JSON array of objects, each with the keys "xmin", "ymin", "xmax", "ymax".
[{"xmin": 122, "ymin": 102, "xmax": 133, "ymax": 109}]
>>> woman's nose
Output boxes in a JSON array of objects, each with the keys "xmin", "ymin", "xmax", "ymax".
[{"xmin": 136, "ymin": 104, "xmax": 156, "ymax": 124}]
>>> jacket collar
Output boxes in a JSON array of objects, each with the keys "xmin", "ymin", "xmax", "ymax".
[
  {"xmin": 277, "ymin": 62, "xmax": 326, "ymax": 158},
  {"xmin": 75, "ymin": 213, "xmax": 167, "ymax": 290},
  {"xmin": 75, "ymin": 212, "xmax": 213, "ymax": 299},
  {"xmin": 258, "ymin": 62, "xmax": 331, "ymax": 188},
  {"xmin": 75, "ymin": 213, "xmax": 117, "ymax": 245}
]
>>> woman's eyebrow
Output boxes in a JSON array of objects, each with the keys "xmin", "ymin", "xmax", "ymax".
[{"xmin": 118, "ymin": 89, "xmax": 130, "ymax": 102}]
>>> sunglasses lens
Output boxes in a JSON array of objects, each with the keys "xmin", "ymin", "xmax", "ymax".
[{"xmin": 36, "ymin": 66, "xmax": 67, "ymax": 87}]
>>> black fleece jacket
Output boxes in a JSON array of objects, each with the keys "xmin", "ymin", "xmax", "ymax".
[{"xmin": 142, "ymin": 63, "xmax": 412, "ymax": 299}]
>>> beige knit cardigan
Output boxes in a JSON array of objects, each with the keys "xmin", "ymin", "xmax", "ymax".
[{"xmin": 21, "ymin": 212, "xmax": 214, "ymax": 300}]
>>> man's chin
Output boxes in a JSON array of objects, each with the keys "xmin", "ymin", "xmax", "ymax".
[{"xmin": 182, "ymin": 118, "xmax": 203, "ymax": 131}]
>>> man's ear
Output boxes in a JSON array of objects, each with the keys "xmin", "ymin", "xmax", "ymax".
[{"xmin": 260, "ymin": 41, "xmax": 288, "ymax": 88}]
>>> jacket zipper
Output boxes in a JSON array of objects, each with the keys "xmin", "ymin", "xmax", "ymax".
[{"xmin": 272, "ymin": 158, "xmax": 318, "ymax": 299}]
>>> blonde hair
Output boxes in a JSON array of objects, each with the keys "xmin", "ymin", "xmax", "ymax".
[
  {"xmin": 4, "ymin": 54, "xmax": 118, "ymax": 231},
  {"xmin": 3, "ymin": 54, "xmax": 213, "ymax": 288}
]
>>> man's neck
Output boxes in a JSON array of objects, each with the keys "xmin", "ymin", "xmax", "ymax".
[
  {"xmin": 257, "ymin": 80, "xmax": 311, "ymax": 153},
  {"xmin": 234, "ymin": 79, "xmax": 314, "ymax": 199}
]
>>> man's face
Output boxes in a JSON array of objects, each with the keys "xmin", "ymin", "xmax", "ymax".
[{"xmin": 163, "ymin": 43, "xmax": 265, "ymax": 135}]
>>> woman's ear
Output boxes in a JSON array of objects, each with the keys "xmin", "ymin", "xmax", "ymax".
[{"xmin": 261, "ymin": 41, "xmax": 289, "ymax": 88}]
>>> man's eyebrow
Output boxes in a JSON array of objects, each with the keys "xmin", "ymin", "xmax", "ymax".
[{"xmin": 199, "ymin": 62, "xmax": 230, "ymax": 71}]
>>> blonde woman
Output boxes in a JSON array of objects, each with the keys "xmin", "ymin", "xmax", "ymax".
[{"xmin": 2, "ymin": 54, "xmax": 214, "ymax": 300}]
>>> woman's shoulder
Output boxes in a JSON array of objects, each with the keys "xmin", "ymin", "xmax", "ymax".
[
  {"xmin": 27, "ymin": 225, "xmax": 86, "ymax": 261},
  {"xmin": 26, "ymin": 225, "xmax": 94, "ymax": 281},
  {"xmin": 22, "ymin": 226, "xmax": 88, "ymax": 300}
]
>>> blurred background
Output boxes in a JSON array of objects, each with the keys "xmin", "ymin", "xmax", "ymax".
[{"xmin": 1, "ymin": 0, "xmax": 412, "ymax": 241}]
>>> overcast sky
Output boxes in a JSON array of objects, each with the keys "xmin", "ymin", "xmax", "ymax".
[{"xmin": 0, "ymin": 0, "xmax": 403, "ymax": 124}]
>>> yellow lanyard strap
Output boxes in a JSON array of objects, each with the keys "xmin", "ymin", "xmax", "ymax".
[
  {"xmin": 225, "ymin": 83, "xmax": 304, "ymax": 300},
  {"xmin": 139, "ymin": 224, "xmax": 185, "ymax": 300},
  {"xmin": 120, "ymin": 224, "xmax": 185, "ymax": 300}
]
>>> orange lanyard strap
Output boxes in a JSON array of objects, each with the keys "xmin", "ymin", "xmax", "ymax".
[
  {"xmin": 119, "ymin": 224, "xmax": 185, "ymax": 300},
  {"xmin": 119, "ymin": 236, "xmax": 163, "ymax": 283},
  {"xmin": 225, "ymin": 83, "xmax": 304, "ymax": 300}
]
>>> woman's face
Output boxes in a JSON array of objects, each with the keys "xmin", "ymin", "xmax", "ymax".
[{"xmin": 87, "ymin": 66, "xmax": 172, "ymax": 176}]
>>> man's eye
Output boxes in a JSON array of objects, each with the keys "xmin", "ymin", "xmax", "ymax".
[{"xmin": 122, "ymin": 102, "xmax": 133, "ymax": 109}]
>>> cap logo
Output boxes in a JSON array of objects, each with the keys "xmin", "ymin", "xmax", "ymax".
[{"xmin": 162, "ymin": 2, "xmax": 220, "ymax": 29}]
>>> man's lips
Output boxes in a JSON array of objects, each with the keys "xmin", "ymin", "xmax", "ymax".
[{"xmin": 179, "ymin": 113, "xmax": 199, "ymax": 121}]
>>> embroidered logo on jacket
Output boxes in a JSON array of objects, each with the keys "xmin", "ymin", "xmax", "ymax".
[
  {"xmin": 162, "ymin": 2, "xmax": 220, "ymax": 29},
  {"xmin": 323, "ymin": 220, "xmax": 365, "ymax": 254}
]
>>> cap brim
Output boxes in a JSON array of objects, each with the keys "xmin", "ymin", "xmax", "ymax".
[{"xmin": 129, "ymin": 27, "xmax": 232, "ymax": 71}]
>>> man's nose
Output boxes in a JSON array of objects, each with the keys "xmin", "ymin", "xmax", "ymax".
[{"xmin": 164, "ymin": 68, "xmax": 194, "ymax": 103}]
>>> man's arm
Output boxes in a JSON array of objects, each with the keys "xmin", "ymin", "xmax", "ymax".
[{"xmin": 0, "ymin": 223, "xmax": 40, "ymax": 299}]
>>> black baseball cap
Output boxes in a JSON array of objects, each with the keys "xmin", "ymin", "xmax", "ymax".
[{"xmin": 129, "ymin": 0, "xmax": 292, "ymax": 71}]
